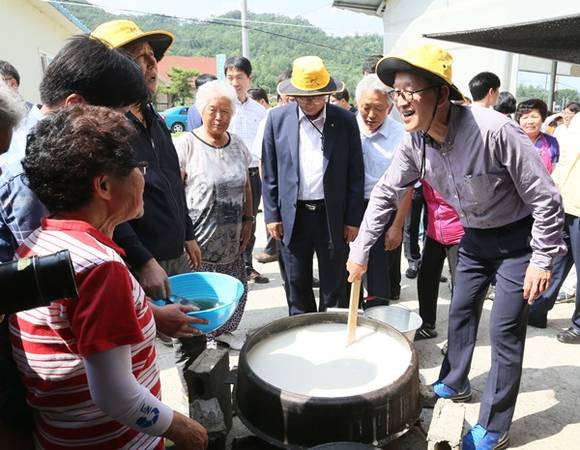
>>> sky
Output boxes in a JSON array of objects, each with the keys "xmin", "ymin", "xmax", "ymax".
[{"xmin": 82, "ymin": 0, "xmax": 384, "ymax": 36}]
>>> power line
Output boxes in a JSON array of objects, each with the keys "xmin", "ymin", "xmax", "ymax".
[
  {"xmin": 46, "ymin": 0, "xmax": 349, "ymax": 32},
  {"xmin": 208, "ymin": 18, "xmax": 356, "ymax": 55},
  {"xmin": 46, "ymin": 0, "xmax": 370, "ymax": 55},
  {"xmin": 198, "ymin": 14, "xmax": 337, "ymax": 31},
  {"xmin": 203, "ymin": 9, "xmax": 389, "ymax": 36}
]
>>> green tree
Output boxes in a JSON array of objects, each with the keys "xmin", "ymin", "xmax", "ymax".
[
  {"xmin": 555, "ymin": 88, "xmax": 580, "ymax": 109},
  {"xmin": 515, "ymin": 85, "xmax": 580, "ymax": 111},
  {"xmin": 159, "ymin": 67, "xmax": 198, "ymax": 105},
  {"xmin": 516, "ymin": 84, "xmax": 548, "ymax": 103}
]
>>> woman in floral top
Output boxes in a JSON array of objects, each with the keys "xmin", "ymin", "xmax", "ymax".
[{"xmin": 174, "ymin": 80, "xmax": 253, "ymax": 350}]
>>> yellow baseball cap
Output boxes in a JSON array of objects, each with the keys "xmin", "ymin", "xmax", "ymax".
[
  {"xmin": 376, "ymin": 44, "xmax": 465, "ymax": 101},
  {"xmin": 91, "ymin": 20, "xmax": 174, "ymax": 62},
  {"xmin": 277, "ymin": 56, "xmax": 344, "ymax": 97}
]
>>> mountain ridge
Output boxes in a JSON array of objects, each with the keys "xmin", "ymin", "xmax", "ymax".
[{"xmin": 65, "ymin": 1, "xmax": 383, "ymax": 95}]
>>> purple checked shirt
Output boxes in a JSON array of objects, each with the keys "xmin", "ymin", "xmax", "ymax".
[{"xmin": 350, "ymin": 105, "xmax": 566, "ymax": 271}]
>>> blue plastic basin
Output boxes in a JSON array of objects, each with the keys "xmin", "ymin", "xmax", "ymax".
[{"xmin": 153, "ymin": 272, "xmax": 244, "ymax": 334}]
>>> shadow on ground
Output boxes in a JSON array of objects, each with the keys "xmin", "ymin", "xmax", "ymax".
[{"xmin": 470, "ymin": 365, "xmax": 580, "ymax": 447}]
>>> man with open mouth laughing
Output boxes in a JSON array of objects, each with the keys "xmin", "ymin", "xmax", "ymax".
[{"xmin": 347, "ymin": 44, "xmax": 565, "ymax": 450}]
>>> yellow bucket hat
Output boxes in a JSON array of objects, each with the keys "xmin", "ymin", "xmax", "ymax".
[
  {"xmin": 277, "ymin": 56, "xmax": 344, "ymax": 97},
  {"xmin": 376, "ymin": 44, "xmax": 465, "ymax": 101},
  {"xmin": 91, "ymin": 20, "xmax": 174, "ymax": 62}
]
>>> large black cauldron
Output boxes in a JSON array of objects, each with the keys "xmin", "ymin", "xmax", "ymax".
[{"xmin": 236, "ymin": 313, "xmax": 420, "ymax": 449}]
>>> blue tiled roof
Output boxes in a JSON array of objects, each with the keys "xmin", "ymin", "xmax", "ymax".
[{"xmin": 49, "ymin": 1, "xmax": 90, "ymax": 33}]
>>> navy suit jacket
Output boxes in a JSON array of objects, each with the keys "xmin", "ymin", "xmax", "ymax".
[{"xmin": 261, "ymin": 102, "xmax": 365, "ymax": 247}]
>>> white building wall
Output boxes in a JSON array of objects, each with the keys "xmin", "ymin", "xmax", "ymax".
[
  {"xmin": 0, "ymin": 0, "xmax": 81, "ymax": 103},
  {"xmin": 381, "ymin": 0, "xmax": 580, "ymax": 98}
]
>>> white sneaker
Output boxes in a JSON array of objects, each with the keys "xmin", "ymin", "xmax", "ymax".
[{"xmin": 214, "ymin": 332, "xmax": 245, "ymax": 350}]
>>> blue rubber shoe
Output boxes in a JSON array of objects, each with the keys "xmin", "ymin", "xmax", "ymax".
[
  {"xmin": 422, "ymin": 380, "xmax": 472, "ymax": 408},
  {"xmin": 462, "ymin": 423, "xmax": 510, "ymax": 450},
  {"xmin": 432, "ymin": 380, "xmax": 472, "ymax": 402}
]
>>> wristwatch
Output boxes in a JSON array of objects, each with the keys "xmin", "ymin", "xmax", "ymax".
[{"xmin": 242, "ymin": 215, "xmax": 255, "ymax": 222}]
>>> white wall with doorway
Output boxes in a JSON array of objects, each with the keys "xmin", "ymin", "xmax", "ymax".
[{"xmin": 0, "ymin": 0, "xmax": 84, "ymax": 103}]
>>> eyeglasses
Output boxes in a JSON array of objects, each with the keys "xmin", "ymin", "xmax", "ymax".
[
  {"xmin": 387, "ymin": 85, "xmax": 440, "ymax": 103},
  {"xmin": 134, "ymin": 161, "xmax": 148, "ymax": 175}
]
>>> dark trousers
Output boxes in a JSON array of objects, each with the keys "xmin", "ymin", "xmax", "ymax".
[
  {"xmin": 279, "ymin": 204, "xmax": 347, "ymax": 315},
  {"xmin": 404, "ymin": 185, "xmax": 427, "ymax": 263},
  {"xmin": 243, "ymin": 168, "xmax": 261, "ymax": 271},
  {"xmin": 364, "ymin": 201, "xmax": 401, "ymax": 299},
  {"xmin": 529, "ymin": 213, "xmax": 580, "ymax": 329},
  {"xmin": 388, "ymin": 245, "xmax": 402, "ymax": 298},
  {"xmin": 0, "ymin": 318, "xmax": 32, "ymax": 432},
  {"xmin": 366, "ymin": 240, "xmax": 401, "ymax": 299},
  {"xmin": 417, "ymin": 237, "xmax": 459, "ymax": 327},
  {"xmin": 439, "ymin": 216, "xmax": 532, "ymax": 433}
]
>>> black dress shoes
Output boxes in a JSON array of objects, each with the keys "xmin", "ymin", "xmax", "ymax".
[
  {"xmin": 557, "ymin": 327, "xmax": 580, "ymax": 344},
  {"xmin": 527, "ymin": 317, "xmax": 547, "ymax": 329}
]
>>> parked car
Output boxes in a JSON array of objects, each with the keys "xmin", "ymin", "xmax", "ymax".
[{"xmin": 159, "ymin": 105, "xmax": 189, "ymax": 133}]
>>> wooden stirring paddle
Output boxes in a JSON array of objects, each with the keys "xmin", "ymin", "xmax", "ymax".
[{"xmin": 346, "ymin": 279, "xmax": 361, "ymax": 345}]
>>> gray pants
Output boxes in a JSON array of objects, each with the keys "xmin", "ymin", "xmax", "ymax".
[
  {"xmin": 158, "ymin": 252, "xmax": 191, "ymax": 277},
  {"xmin": 242, "ymin": 168, "xmax": 261, "ymax": 271}
]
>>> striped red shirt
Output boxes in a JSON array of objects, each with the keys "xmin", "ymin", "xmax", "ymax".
[{"xmin": 9, "ymin": 219, "xmax": 163, "ymax": 449}]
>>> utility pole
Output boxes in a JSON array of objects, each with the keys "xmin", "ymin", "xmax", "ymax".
[
  {"xmin": 547, "ymin": 60, "xmax": 558, "ymax": 110},
  {"xmin": 241, "ymin": 0, "xmax": 250, "ymax": 58}
]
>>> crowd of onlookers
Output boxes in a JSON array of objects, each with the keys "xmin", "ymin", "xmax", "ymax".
[{"xmin": 0, "ymin": 18, "xmax": 578, "ymax": 450}]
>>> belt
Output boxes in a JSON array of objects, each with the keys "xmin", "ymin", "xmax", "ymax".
[
  {"xmin": 249, "ymin": 167, "xmax": 260, "ymax": 175},
  {"xmin": 464, "ymin": 215, "xmax": 532, "ymax": 234},
  {"xmin": 297, "ymin": 200, "xmax": 325, "ymax": 211}
]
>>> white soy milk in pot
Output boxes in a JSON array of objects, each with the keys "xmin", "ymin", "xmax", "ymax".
[{"xmin": 246, "ymin": 322, "xmax": 412, "ymax": 398}]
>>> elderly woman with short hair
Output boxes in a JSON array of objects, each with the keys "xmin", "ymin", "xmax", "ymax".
[
  {"xmin": 0, "ymin": 79, "xmax": 26, "ymax": 153},
  {"xmin": 354, "ymin": 74, "xmax": 410, "ymax": 302},
  {"xmin": 174, "ymin": 80, "xmax": 252, "ymax": 350},
  {"xmin": 10, "ymin": 105, "xmax": 207, "ymax": 450}
]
